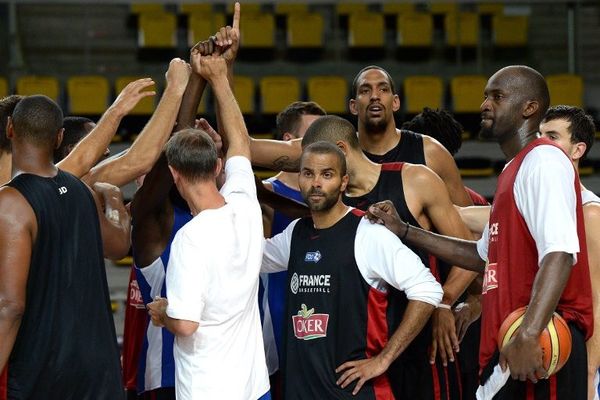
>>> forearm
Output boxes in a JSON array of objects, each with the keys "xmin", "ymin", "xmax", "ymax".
[
  {"xmin": 403, "ymin": 224, "xmax": 485, "ymax": 273},
  {"xmin": 379, "ymin": 300, "xmax": 435, "ymax": 364},
  {"xmin": 0, "ymin": 300, "xmax": 24, "ymax": 369},
  {"xmin": 89, "ymin": 85, "xmax": 185, "ymax": 187},
  {"xmin": 98, "ymin": 191, "xmax": 131, "ymax": 259},
  {"xmin": 519, "ymin": 252, "xmax": 573, "ymax": 338},
  {"xmin": 441, "ymin": 268, "xmax": 479, "ymax": 306},
  {"xmin": 211, "ymin": 76, "xmax": 250, "ymax": 158},
  {"xmin": 250, "ymin": 138, "xmax": 302, "ymax": 172},
  {"xmin": 176, "ymin": 74, "xmax": 207, "ymax": 131},
  {"xmin": 163, "ymin": 314, "xmax": 199, "ymax": 337},
  {"xmin": 58, "ymin": 105, "xmax": 124, "ymax": 177}
]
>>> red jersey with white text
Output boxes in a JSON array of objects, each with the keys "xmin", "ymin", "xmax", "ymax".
[{"xmin": 480, "ymin": 138, "xmax": 593, "ymax": 371}]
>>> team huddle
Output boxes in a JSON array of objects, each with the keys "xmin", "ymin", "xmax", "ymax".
[{"xmin": 0, "ymin": 3, "xmax": 599, "ymax": 400}]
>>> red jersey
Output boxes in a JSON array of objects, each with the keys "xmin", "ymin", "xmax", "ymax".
[
  {"xmin": 121, "ymin": 265, "xmax": 148, "ymax": 391},
  {"xmin": 0, "ymin": 367, "xmax": 6, "ymax": 400},
  {"xmin": 466, "ymin": 187, "xmax": 489, "ymax": 206},
  {"xmin": 480, "ymin": 138, "xmax": 593, "ymax": 371}
]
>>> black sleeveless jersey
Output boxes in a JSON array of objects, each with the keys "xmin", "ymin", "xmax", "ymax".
[
  {"xmin": 363, "ymin": 130, "xmax": 425, "ymax": 165},
  {"xmin": 6, "ymin": 170, "xmax": 123, "ymax": 400},
  {"xmin": 284, "ymin": 210, "xmax": 394, "ymax": 400}
]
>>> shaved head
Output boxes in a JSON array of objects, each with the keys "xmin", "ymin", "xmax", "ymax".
[{"xmin": 490, "ymin": 66, "xmax": 549, "ymax": 122}]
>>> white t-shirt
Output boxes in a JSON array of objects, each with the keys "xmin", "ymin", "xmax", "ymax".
[
  {"xmin": 582, "ymin": 188, "xmax": 600, "ymax": 206},
  {"xmin": 262, "ymin": 210, "xmax": 443, "ymax": 307},
  {"xmin": 166, "ymin": 156, "xmax": 269, "ymax": 400},
  {"xmin": 477, "ymin": 145, "xmax": 580, "ymax": 265}
]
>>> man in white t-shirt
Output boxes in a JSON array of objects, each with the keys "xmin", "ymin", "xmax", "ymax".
[{"xmin": 147, "ymin": 50, "xmax": 270, "ymax": 400}]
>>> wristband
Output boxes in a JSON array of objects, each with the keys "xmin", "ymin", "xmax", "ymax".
[
  {"xmin": 437, "ymin": 303, "xmax": 452, "ymax": 310},
  {"xmin": 401, "ymin": 221, "xmax": 410, "ymax": 240}
]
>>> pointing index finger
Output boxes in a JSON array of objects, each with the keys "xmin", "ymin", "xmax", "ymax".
[{"xmin": 232, "ymin": 2, "xmax": 240, "ymax": 31}]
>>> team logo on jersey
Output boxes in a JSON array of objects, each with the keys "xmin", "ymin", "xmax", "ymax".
[
  {"xmin": 290, "ymin": 273, "xmax": 300, "ymax": 294},
  {"xmin": 290, "ymin": 273, "xmax": 331, "ymax": 294},
  {"xmin": 128, "ymin": 278, "xmax": 146, "ymax": 309},
  {"xmin": 482, "ymin": 262, "xmax": 498, "ymax": 294},
  {"xmin": 489, "ymin": 222, "xmax": 499, "ymax": 243},
  {"xmin": 292, "ymin": 304, "xmax": 329, "ymax": 340},
  {"xmin": 304, "ymin": 251, "xmax": 322, "ymax": 263},
  {"xmin": 58, "ymin": 186, "xmax": 68, "ymax": 195}
]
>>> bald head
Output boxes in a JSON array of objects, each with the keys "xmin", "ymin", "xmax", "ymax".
[
  {"xmin": 302, "ymin": 115, "xmax": 360, "ymax": 150},
  {"xmin": 490, "ymin": 65, "xmax": 550, "ymax": 121}
]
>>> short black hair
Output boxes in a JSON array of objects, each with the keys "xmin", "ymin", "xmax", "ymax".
[
  {"xmin": 0, "ymin": 95, "xmax": 24, "ymax": 153},
  {"xmin": 301, "ymin": 141, "xmax": 347, "ymax": 177},
  {"xmin": 275, "ymin": 101, "xmax": 326, "ymax": 140},
  {"xmin": 543, "ymin": 105, "xmax": 596, "ymax": 160},
  {"xmin": 302, "ymin": 115, "xmax": 360, "ymax": 150},
  {"xmin": 54, "ymin": 116, "xmax": 95, "ymax": 162},
  {"xmin": 11, "ymin": 95, "xmax": 63, "ymax": 147},
  {"xmin": 402, "ymin": 107, "xmax": 464, "ymax": 155},
  {"xmin": 164, "ymin": 128, "xmax": 218, "ymax": 182},
  {"xmin": 351, "ymin": 65, "xmax": 396, "ymax": 98}
]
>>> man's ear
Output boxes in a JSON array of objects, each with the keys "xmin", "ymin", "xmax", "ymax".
[
  {"xmin": 349, "ymin": 99, "xmax": 358, "ymax": 116},
  {"xmin": 392, "ymin": 94, "xmax": 401, "ymax": 112},
  {"xmin": 340, "ymin": 173, "xmax": 349, "ymax": 193},
  {"xmin": 6, "ymin": 117, "xmax": 14, "ymax": 139},
  {"xmin": 168, "ymin": 165, "xmax": 180, "ymax": 184},
  {"xmin": 55, "ymin": 128, "xmax": 64, "ymax": 150},
  {"xmin": 214, "ymin": 157, "xmax": 223, "ymax": 177},
  {"xmin": 572, "ymin": 142, "xmax": 587, "ymax": 162},
  {"xmin": 282, "ymin": 132, "xmax": 296, "ymax": 141},
  {"xmin": 522, "ymin": 100, "xmax": 539, "ymax": 119}
]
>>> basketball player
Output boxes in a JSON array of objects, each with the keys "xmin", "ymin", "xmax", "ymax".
[
  {"xmin": 0, "ymin": 95, "xmax": 130, "ymax": 398},
  {"xmin": 147, "ymin": 50, "xmax": 270, "ymax": 399},
  {"xmin": 539, "ymin": 106, "xmax": 599, "ymax": 400},
  {"xmin": 299, "ymin": 115, "xmax": 476, "ymax": 398},
  {"xmin": 368, "ymin": 66, "xmax": 593, "ymax": 399},
  {"xmin": 261, "ymin": 141, "xmax": 443, "ymax": 399}
]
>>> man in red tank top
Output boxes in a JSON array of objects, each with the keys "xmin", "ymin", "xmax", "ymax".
[{"xmin": 369, "ymin": 66, "xmax": 593, "ymax": 400}]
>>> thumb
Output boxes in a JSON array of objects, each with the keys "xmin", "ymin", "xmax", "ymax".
[{"xmin": 499, "ymin": 354, "xmax": 508, "ymax": 372}]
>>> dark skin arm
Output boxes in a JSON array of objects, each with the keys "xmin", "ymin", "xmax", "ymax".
[
  {"xmin": 367, "ymin": 200, "xmax": 485, "ymax": 272},
  {"xmin": 404, "ymin": 164, "xmax": 478, "ymax": 365},
  {"xmin": 423, "ymin": 136, "xmax": 472, "ymax": 207},
  {"xmin": 336, "ymin": 300, "xmax": 435, "ymax": 394},
  {"xmin": 499, "ymin": 251, "xmax": 573, "ymax": 383},
  {"xmin": 0, "ymin": 187, "xmax": 35, "ymax": 370}
]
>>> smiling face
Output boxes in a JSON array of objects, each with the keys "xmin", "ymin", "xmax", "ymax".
[
  {"xmin": 350, "ymin": 69, "xmax": 400, "ymax": 134},
  {"xmin": 479, "ymin": 71, "xmax": 525, "ymax": 142},
  {"xmin": 299, "ymin": 151, "xmax": 348, "ymax": 212}
]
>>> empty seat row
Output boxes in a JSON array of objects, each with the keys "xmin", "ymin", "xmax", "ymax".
[
  {"xmin": 136, "ymin": 9, "xmax": 529, "ymax": 50},
  {"xmin": 0, "ymin": 73, "xmax": 585, "ymax": 117}
]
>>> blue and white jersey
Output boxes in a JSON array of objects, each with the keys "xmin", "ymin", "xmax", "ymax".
[
  {"xmin": 134, "ymin": 205, "xmax": 192, "ymax": 393},
  {"xmin": 259, "ymin": 178, "xmax": 305, "ymax": 375}
]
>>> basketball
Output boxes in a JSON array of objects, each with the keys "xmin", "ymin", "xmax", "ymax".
[{"xmin": 497, "ymin": 306, "xmax": 572, "ymax": 377}]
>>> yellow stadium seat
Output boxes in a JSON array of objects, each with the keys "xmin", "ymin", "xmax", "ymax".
[
  {"xmin": 382, "ymin": 4, "xmax": 415, "ymax": 15},
  {"xmin": 403, "ymin": 76, "xmax": 444, "ymax": 114},
  {"xmin": 478, "ymin": 3, "xmax": 504, "ymax": 15},
  {"xmin": 188, "ymin": 13, "xmax": 226, "ymax": 47},
  {"xmin": 287, "ymin": 12, "xmax": 323, "ymax": 48},
  {"xmin": 349, "ymin": 13, "xmax": 385, "ymax": 48},
  {"xmin": 397, "ymin": 12, "xmax": 433, "ymax": 47},
  {"xmin": 430, "ymin": 3, "xmax": 458, "ymax": 14},
  {"xmin": 336, "ymin": 3, "xmax": 368, "ymax": 15},
  {"xmin": 307, "ymin": 76, "xmax": 348, "ymax": 114},
  {"xmin": 0, "ymin": 77, "xmax": 7, "ymax": 98},
  {"xmin": 138, "ymin": 11, "xmax": 177, "ymax": 48},
  {"xmin": 67, "ymin": 76, "xmax": 109, "ymax": 115},
  {"xmin": 115, "ymin": 76, "xmax": 155, "ymax": 115},
  {"xmin": 445, "ymin": 12, "xmax": 479, "ymax": 47},
  {"xmin": 451, "ymin": 75, "xmax": 487, "ymax": 113},
  {"xmin": 275, "ymin": 4, "xmax": 308, "ymax": 15},
  {"xmin": 260, "ymin": 76, "xmax": 300, "ymax": 114},
  {"xmin": 233, "ymin": 76, "xmax": 255, "ymax": 115},
  {"xmin": 16, "ymin": 76, "xmax": 60, "ymax": 101},
  {"xmin": 179, "ymin": 4, "xmax": 212, "ymax": 15},
  {"xmin": 228, "ymin": 3, "xmax": 261, "ymax": 14},
  {"xmin": 547, "ymin": 74, "xmax": 584, "ymax": 108},
  {"xmin": 131, "ymin": 4, "xmax": 163, "ymax": 14},
  {"xmin": 492, "ymin": 15, "xmax": 528, "ymax": 47},
  {"xmin": 240, "ymin": 12, "xmax": 275, "ymax": 48}
]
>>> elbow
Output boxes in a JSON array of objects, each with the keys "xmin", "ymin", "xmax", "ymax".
[
  {"xmin": 174, "ymin": 321, "xmax": 199, "ymax": 337},
  {"xmin": 0, "ymin": 299, "xmax": 26, "ymax": 322},
  {"xmin": 104, "ymin": 231, "xmax": 132, "ymax": 261}
]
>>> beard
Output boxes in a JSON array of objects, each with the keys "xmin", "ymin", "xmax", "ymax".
[
  {"xmin": 364, "ymin": 116, "xmax": 388, "ymax": 134},
  {"xmin": 478, "ymin": 124, "xmax": 495, "ymax": 140},
  {"xmin": 301, "ymin": 188, "xmax": 340, "ymax": 212}
]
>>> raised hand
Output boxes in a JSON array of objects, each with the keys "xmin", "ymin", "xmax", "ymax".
[
  {"xmin": 214, "ymin": 2, "xmax": 240, "ymax": 66},
  {"xmin": 195, "ymin": 118, "xmax": 223, "ymax": 157},
  {"xmin": 111, "ymin": 78, "xmax": 156, "ymax": 117},
  {"xmin": 165, "ymin": 58, "xmax": 192, "ymax": 93},
  {"xmin": 196, "ymin": 54, "xmax": 228, "ymax": 83}
]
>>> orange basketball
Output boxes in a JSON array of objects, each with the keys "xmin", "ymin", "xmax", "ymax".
[{"xmin": 497, "ymin": 306, "xmax": 572, "ymax": 377}]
